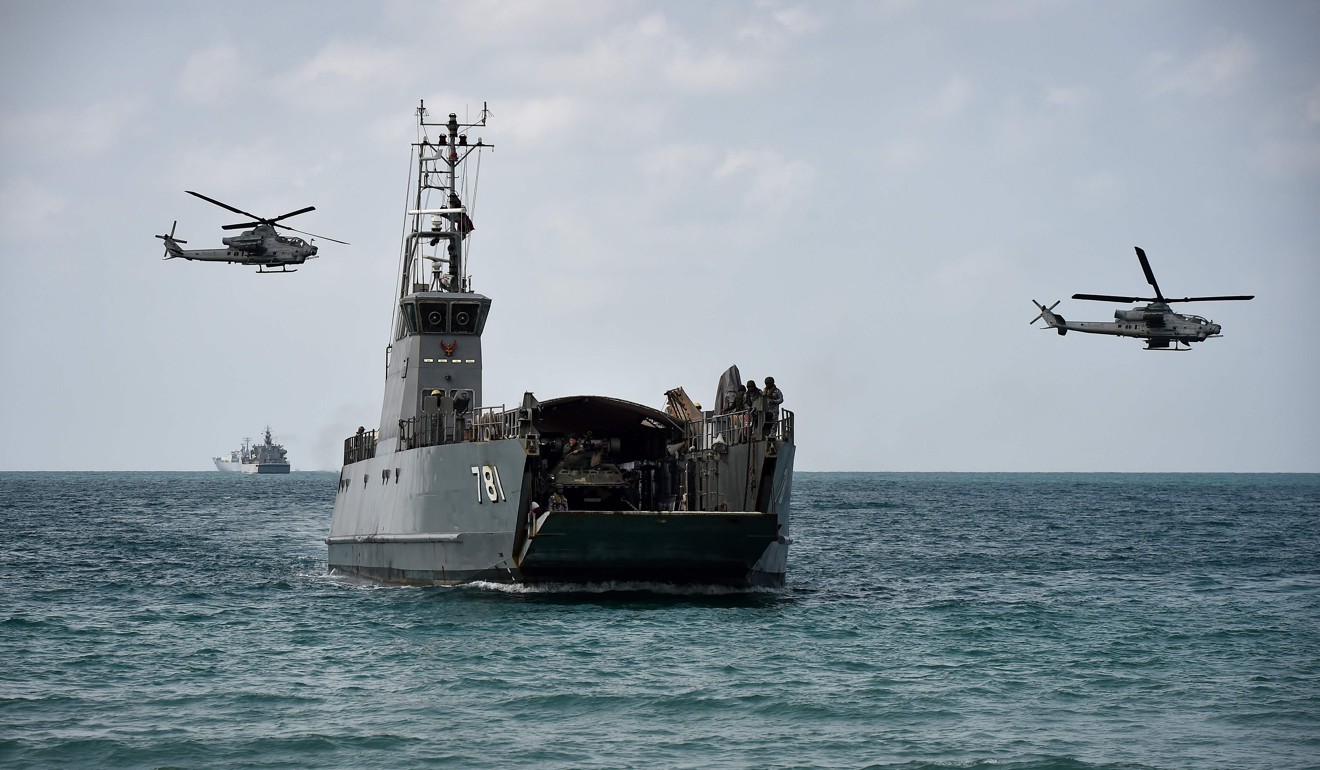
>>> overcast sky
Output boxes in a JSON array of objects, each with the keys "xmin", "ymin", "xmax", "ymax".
[{"xmin": 2, "ymin": 1, "xmax": 1317, "ymax": 472}]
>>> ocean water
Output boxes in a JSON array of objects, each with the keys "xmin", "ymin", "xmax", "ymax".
[{"xmin": 1, "ymin": 472, "xmax": 1317, "ymax": 770}]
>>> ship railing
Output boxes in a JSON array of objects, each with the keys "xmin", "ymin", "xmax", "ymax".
[
  {"xmin": 343, "ymin": 429, "xmax": 378, "ymax": 465},
  {"xmin": 684, "ymin": 408, "xmax": 794, "ymax": 450},
  {"xmin": 343, "ymin": 405, "xmax": 536, "ymax": 462},
  {"xmin": 397, "ymin": 405, "xmax": 531, "ymax": 451}
]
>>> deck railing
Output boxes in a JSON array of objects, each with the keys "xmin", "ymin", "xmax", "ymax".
[
  {"xmin": 342, "ymin": 429, "xmax": 378, "ymax": 465},
  {"xmin": 685, "ymin": 408, "xmax": 794, "ymax": 452},
  {"xmin": 343, "ymin": 404, "xmax": 791, "ymax": 465},
  {"xmin": 343, "ymin": 404, "xmax": 536, "ymax": 465},
  {"xmin": 397, "ymin": 405, "xmax": 519, "ymax": 450}
]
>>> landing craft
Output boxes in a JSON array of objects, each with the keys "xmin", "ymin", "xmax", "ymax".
[
  {"xmin": 155, "ymin": 191, "xmax": 348, "ymax": 274},
  {"xmin": 326, "ymin": 101, "xmax": 796, "ymax": 587},
  {"xmin": 1031, "ymin": 247, "xmax": 1253, "ymax": 350}
]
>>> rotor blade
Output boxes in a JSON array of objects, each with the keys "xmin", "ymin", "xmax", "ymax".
[
  {"xmin": 273, "ymin": 222, "xmax": 350, "ymax": 245},
  {"xmin": 186, "ymin": 190, "xmax": 265, "ymax": 223},
  {"xmin": 1135, "ymin": 246, "xmax": 1164, "ymax": 300},
  {"xmin": 1161, "ymin": 295, "xmax": 1255, "ymax": 303},
  {"xmin": 1072, "ymin": 293, "xmax": 1156, "ymax": 303},
  {"xmin": 222, "ymin": 221, "xmax": 263, "ymax": 230},
  {"xmin": 268, "ymin": 205, "xmax": 315, "ymax": 223},
  {"xmin": 155, "ymin": 220, "xmax": 187, "ymax": 243}
]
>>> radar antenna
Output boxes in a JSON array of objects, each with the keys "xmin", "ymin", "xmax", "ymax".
[{"xmin": 401, "ymin": 100, "xmax": 493, "ymax": 297}]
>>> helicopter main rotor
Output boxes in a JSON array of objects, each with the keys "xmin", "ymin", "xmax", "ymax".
[
  {"xmin": 186, "ymin": 190, "xmax": 349, "ymax": 245},
  {"xmin": 1071, "ymin": 247, "xmax": 1253, "ymax": 305}
]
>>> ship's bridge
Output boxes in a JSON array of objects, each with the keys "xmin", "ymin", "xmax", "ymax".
[
  {"xmin": 379, "ymin": 291, "xmax": 493, "ymax": 444},
  {"xmin": 396, "ymin": 293, "xmax": 491, "ymax": 339}
]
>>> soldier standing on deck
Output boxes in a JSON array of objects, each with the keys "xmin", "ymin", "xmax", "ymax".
[
  {"xmin": 762, "ymin": 377, "xmax": 784, "ymax": 438},
  {"xmin": 745, "ymin": 380, "xmax": 763, "ymax": 438}
]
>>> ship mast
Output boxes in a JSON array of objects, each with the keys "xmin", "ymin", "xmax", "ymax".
[{"xmin": 402, "ymin": 100, "xmax": 492, "ymax": 298}]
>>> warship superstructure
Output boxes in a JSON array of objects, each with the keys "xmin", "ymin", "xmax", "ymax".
[
  {"xmin": 326, "ymin": 103, "xmax": 795, "ymax": 586},
  {"xmin": 214, "ymin": 427, "xmax": 290, "ymax": 474}
]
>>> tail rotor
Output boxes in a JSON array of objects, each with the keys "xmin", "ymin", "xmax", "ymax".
[
  {"xmin": 155, "ymin": 220, "xmax": 187, "ymax": 259},
  {"xmin": 1030, "ymin": 300, "xmax": 1068, "ymax": 335},
  {"xmin": 1030, "ymin": 299, "xmax": 1060, "ymax": 326}
]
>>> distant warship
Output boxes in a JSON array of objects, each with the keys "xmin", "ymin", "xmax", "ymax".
[
  {"xmin": 214, "ymin": 427, "xmax": 290, "ymax": 474},
  {"xmin": 326, "ymin": 103, "xmax": 795, "ymax": 586}
]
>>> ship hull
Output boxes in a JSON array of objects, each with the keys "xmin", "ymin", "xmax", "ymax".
[
  {"xmin": 215, "ymin": 428, "xmax": 290, "ymax": 473},
  {"xmin": 241, "ymin": 462, "xmax": 291, "ymax": 474},
  {"xmin": 519, "ymin": 509, "xmax": 786, "ymax": 586},
  {"xmin": 328, "ymin": 438, "xmax": 533, "ymax": 584},
  {"xmin": 328, "ymin": 437, "xmax": 793, "ymax": 587}
]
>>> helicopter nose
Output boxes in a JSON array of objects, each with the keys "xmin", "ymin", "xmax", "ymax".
[{"xmin": 1208, "ymin": 324, "xmax": 1220, "ymax": 336}]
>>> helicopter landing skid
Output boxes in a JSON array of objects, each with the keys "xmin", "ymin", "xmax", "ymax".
[
  {"xmin": 1145, "ymin": 341, "xmax": 1191, "ymax": 351},
  {"xmin": 257, "ymin": 266, "xmax": 297, "ymax": 274}
]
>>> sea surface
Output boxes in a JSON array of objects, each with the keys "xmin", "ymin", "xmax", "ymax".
[{"xmin": 1, "ymin": 472, "xmax": 1317, "ymax": 770}]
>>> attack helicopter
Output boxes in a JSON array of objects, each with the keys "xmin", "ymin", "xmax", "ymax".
[
  {"xmin": 1031, "ymin": 247, "xmax": 1253, "ymax": 350},
  {"xmin": 156, "ymin": 191, "xmax": 348, "ymax": 273}
]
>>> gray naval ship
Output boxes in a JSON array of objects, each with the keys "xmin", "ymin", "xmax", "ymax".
[
  {"xmin": 214, "ymin": 427, "xmax": 291, "ymax": 474},
  {"xmin": 327, "ymin": 102, "xmax": 795, "ymax": 586}
]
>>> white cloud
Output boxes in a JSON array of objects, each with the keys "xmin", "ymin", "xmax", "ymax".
[
  {"xmin": 879, "ymin": 137, "xmax": 929, "ymax": 171},
  {"xmin": 178, "ymin": 44, "xmax": 250, "ymax": 106},
  {"xmin": 713, "ymin": 149, "xmax": 816, "ymax": 213},
  {"xmin": 534, "ymin": 13, "xmax": 775, "ymax": 95},
  {"xmin": 274, "ymin": 40, "xmax": 408, "ymax": 107},
  {"xmin": 1071, "ymin": 170, "xmax": 1126, "ymax": 207},
  {"xmin": 989, "ymin": 85, "xmax": 1093, "ymax": 161},
  {"xmin": 1149, "ymin": 33, "xmax": 1257, "ymax": 97},
  {"xmin": 927, "ymin": 75, "xmax": 974, "ymax": 119},
  {"xmin": 1, "ymin": 98, "xmax": 146, "ymax": 157},
  {"xmin": 400, "ymin": 0, "xmax": 625, "ymax": 48},
  {"xmin": 0, "ymin": 176, "xmax": 65, "ymax": 240},
  {"xmin": 641, "ymin": 143, "xmax": 717, "ymax": 182},
  {"xmin": 1307, "ymin": 84, "xmax": 1320, "ymax": 124},
  {"xmin": 531, "ymin": 35, "xmax": 648, "ymax": 92},
  {"xmin": 665, "ymin": 45, "xmax": 769, "ymax": 93},
  {"xmin": 496, "ymin": 97, "xmax": 584, "ymax": 147},
  {"xmin": 737, "ymin": 3, "xmax": 826, "ymax": 41},
  {"xmin": 165, "ymin": 139, "xmax": 315, "ymax": 206},
  {"xmin": 936, "ymin": 248, "xmax": 1011, "ymax": 291},
  {"xmin": 771, "ymin": 6, "xmax": 825, "ymax": 35},
  {"xmin": 1046, "ymin": 85, "xmax": 1090, "ymax": 110},
  {"xmin": 1253, "ymin": 139, "xmax": 1320, "ymax": 177}
]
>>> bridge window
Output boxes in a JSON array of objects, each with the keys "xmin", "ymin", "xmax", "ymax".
[
  {"xmin": 401, "ymin": 302, "xmax": 419, "ymax": 334},
  {"xmin": 451, "ymin": 301, "xmax": 489, "ymax": 334},
  {"xmin": 451, "ymin": 302, "xmax": 478, "ymax": 333},
  {"xmin": 419, "ymin": 301, "xmax": 448, "ymax": 333}
]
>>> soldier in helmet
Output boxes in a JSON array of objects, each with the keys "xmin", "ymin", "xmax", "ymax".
[
  {"xmin": 761, "ymin": 376, "xmax": 784, "ymax": 438},
  {"xmin": 560, "ymin": 434, "xmax": 590, "ymax": 469},
  {"xmin": 744, "ymin": 380, "xmax": 763, "ymax": 438},
  {"xmin": 550, "ymin": 484, "xmax": 569, "ymax": 512}
]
